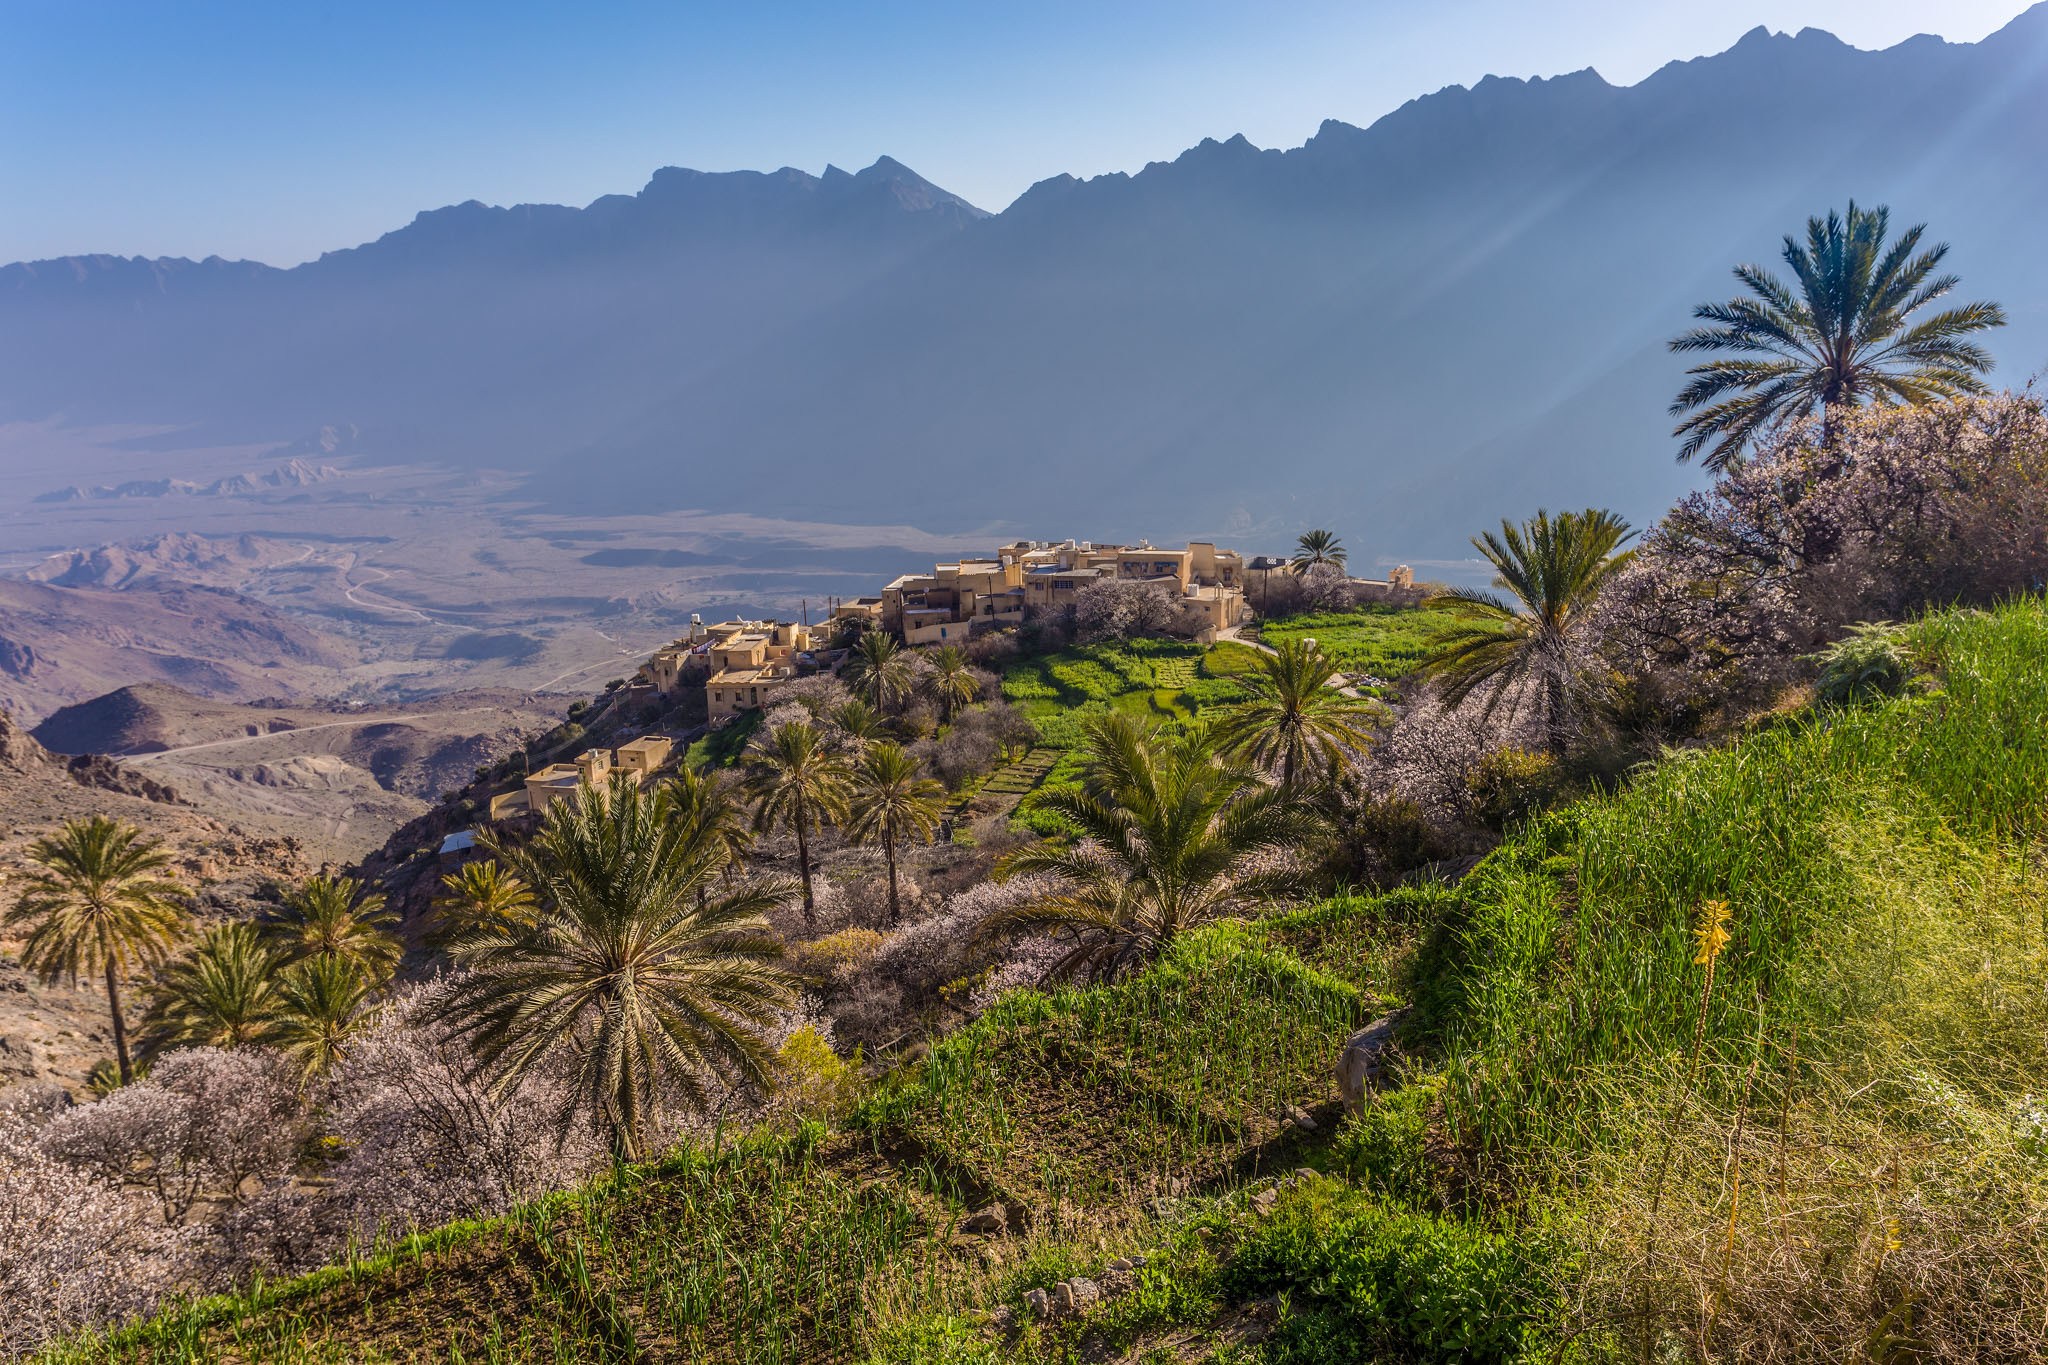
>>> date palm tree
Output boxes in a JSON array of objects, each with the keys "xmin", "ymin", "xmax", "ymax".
[
  {"xmin": 922, "ymin": 645, "xmax": 980, "ymax": 724},
  {"xmin": 1290, "ymin": 529, "xmax": 1347, "ymax": 576},
  {"xmin": 826, "ymin": 698, "xmax": 891, "ymax": 752},
  {"xmin": 142, "ymin": 923, "xmax": 283, "ymax": 1054},
  {"xmin": 272, "ymin": 953, "xmax": 381, "ymax": 1077},
  {"xmin": 745, "ymin": 720, "xmax": 852, "ymax": 930},
  {"xmin": 435, "ymin": 777, "xmax": 798, "ymax": 1162},
  {"xmin": 658, "ymin": 766, "xmax": 756, "ymax": 873},
  {"xmin": 258, "ymin": 874, "xmax": 403, "ymax": 979},
  {"xmin": 1422, "ymin": 507, "xmax": 1635, "ymax": 758},
  {"xmin": 845, "ymin": 742, "xmax": 946, "ymax": 926},
  {"xmin": 1671, "ymin": 202, "xmax": 2005, "ymax": 470},
  {"xmin": 844, "ymin": 631, "xmax": 914, "ymax": 712},
  {"xmin": 1213, "ymin": 638, "xmax": 1381, "ymax": 788},
  {"xmin": 6, "ymin": 817, "xmax": 189, "ymax": 1083},
  {"xmin": 431, "ymin": 860, "xmax": 538, "ymax": 941},
  {"xmin": 984, "ymin": 714, "xmax": 1320, "ymax": 980}
]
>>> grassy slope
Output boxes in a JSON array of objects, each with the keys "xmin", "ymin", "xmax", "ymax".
[
  {"xmin": 60, "ymin": 600, "xmax": 2048, "ymax": 1363},
  {"xmin": 999, "ymin": 639, "xmax": 1254, "ymax": 748},
  {"xmin": 1259, "ymin": 605, "xmax": 1468, "ymax": 682}
]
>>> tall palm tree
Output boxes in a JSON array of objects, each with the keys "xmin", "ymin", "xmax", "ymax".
[
  {"xmin": 435, "ymin": 777, "xmax": 798, "ymax": 1161},
  {"xmin": 272, "ymin": 954, "xmax": 380, "ymax": 1077},
  {"xmin": 845, "ymin": 742, "xmax": 946, "ymax": 926},
  {"xmin": 658, "ymin": 766, "xmax": 756, "ymax": 873},
  {"xmin": 1670, "ymin": 202, "xmax": 2005, "ymax": 470},
  {"xmin": 6, "ymin": 817, "xmax": 189, "ymax": 1083},
  {"xmin": 142, "ymin": 923, "xmax": 283, "ymax": 1054},
  {"xmin": 258, "ymin": 874, "xmax": 403, "ymax": 979},
  {"xmin": 1212, "ymin": 639, "xmax": 1381, "ymax": 788},
  {"xmin": 922, "ymin": 645, "xmax": 980, "ymax": 724},
  {"xmin": 985, "ymin": 714, "xmax": 1320, "ymax": 980},
  {"xmin": 1290, "ymin": 529, "xmax": 1347, "ymax": 576},
  {"xmin": 745, "ymin": 721, "xmax": 852, "ymax": 930},
  {"xmin": 431, "ymin": 860, "xmax": 538, "ymax": 941},
  {"xmin": 826, "ymin": 698, "xmax": 892, "ymax": 752},
  {"xmin": 844, "ymin": 631, "xmax": 914, "ymax": 712},
  {"xmin": 1422, "ymin": 508, "xmax": 1635, "ymax": 758}
]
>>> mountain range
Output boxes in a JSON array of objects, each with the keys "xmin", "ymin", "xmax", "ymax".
[{"xmin": 7, "ymin": 9, "xmax": 2048, "ymax": 561}]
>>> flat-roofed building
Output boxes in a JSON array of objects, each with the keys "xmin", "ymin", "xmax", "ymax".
[
  {"xmin": 488, "ymin": 733, "xmax": 679, "ymax": 823},
  {"xmin": 702, "ymin": 619, "xmax": 817, "ymax": 720},
  {"xmin": 614, "ymin": 735, "xmax": 673, "ymax": 779},
  {"xmin": 523, "ymin": 763, "xmax": 583, "ymax": 817}
]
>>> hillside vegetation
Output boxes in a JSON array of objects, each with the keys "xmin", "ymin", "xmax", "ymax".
[
  {"xmin": 53, "ymin": 597, "xmax": 2048, "ymax": 1362},
  {"xmin": 1257, "ymin": 604, "xmax": 1469, "ymax": 684},
  {"xmin": 999, "ymin": 639, "xmax": 1253, "ymax": 744}
]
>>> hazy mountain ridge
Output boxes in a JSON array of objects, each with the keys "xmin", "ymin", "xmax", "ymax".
[{"xmin": 6, "ymin": 11, "xmax": 2048, "ymax": 557}]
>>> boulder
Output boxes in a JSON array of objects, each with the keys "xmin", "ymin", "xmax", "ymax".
[
  {"xmin": 1053, "ymin": 1278, "xmax": 1101, "ymax": 1314},
  {"xmin": 958, "ymin": 1204, "xmax": 1008, "ymax": 1235},
  {"xmin": 1335, "ymin": 1007, "xmax": 1410, "ymax": 1114}
]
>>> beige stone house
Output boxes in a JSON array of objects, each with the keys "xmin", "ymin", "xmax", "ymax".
[
  {"xmin": 487, "ymin": 734, "xmax": 675, "ymax": 822},
  {"xmin": 880, "ymin": 538, "xmax": 1250, "ymax": 643},
  {"xmin": 635, "ymin": 616, "xmax": 821, "ymax": 720},
  {"xmin": 702, "ymin": 619, "xmax": 817, "ymax": 720}
]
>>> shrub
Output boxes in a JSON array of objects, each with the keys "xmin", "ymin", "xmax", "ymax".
[
  {"xmin": 1466, "ymin": 747, "xmax": 1564, "ymax": 832},
  {"xmin": 40, "ymin": 1047, "xmax": 305, "ymax": 1227},
  {"xmin": 1319, "ymin": 781, "xmax": 1456, "ymax": 888},
  {"xmin": 1328, "ymin": 1080, "xmax": 1443, "ymax": 1206},
  {"xmin": 1811, "ymin": 620, "xmax": 1918, "ymax": 705},
  {"xmin": 1223, "ymin": 1181, "xmax": 1563, "ymax": 1363},
  {"xmin": 791, "ymin": 927, "xmax": 887, "ymax": 981},
  {"xmin": 769, "ymin": 1027, "xmax": 864, "ymax": 1122}
]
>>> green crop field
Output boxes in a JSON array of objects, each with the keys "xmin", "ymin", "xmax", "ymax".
[
  {"xmin": 1000, "ymin": 640, "xmax": 1252, "ymax": 750},
  {"xmin": 1259, "ymin": 604, "xmax": 1471, "ymax": 681}
]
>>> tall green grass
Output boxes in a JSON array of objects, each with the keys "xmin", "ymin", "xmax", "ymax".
[
  {"xmin": 1414, "ymin": 599, "xmax": 2048, "ymax": 1359},
  {"xmin": 1426, "ymin": 600, "xmax": 2048, "ymax": 1153}
]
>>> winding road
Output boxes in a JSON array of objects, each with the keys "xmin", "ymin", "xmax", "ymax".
[{"xmin": 120, "ymin": 706, "xmax": 508, "ymax": 762}]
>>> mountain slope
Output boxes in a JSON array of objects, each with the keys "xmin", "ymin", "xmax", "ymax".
[
  {"xmin": 575, "ymin": 10, "xmax": 2048, "ymax": 554},
  {"xmin": 52, "ymin": 598, "xmax": 2048, "ymax": 1361},
  {"xmin": 0, "ymin": 157, "xmax": 985, "ymax": 458},
  {"xmin": 0, "ymin": 578, "xmax": 357, "ymax": 723}
]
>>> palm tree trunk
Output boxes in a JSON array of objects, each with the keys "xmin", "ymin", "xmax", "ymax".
[
  {"xmin": 104, "ymin": 957, "xmax": 133, "ymax": 1084},
  {"xmin": 883, "ymin": 825, "xmax": 900, "ymax": 927},
  {"xmin": 1543, "ymin": 670, "xmax": 1570, "ymax": 760},
  {"xmin": 795, "ymin": 800, "xmax": 816, "ymax": 931}
]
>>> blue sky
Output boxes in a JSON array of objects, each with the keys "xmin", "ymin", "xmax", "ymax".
[{"xmin": 1, "ymin": 0, "xmax": 2034, "ymax": 265}]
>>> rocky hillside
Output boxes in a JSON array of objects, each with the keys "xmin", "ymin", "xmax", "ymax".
[
  {"xmin": 0, "ymin": 710, "xmax": 313, "ymax": 1097},
  {"xmin": 0, "ymin": 576, "xmax": 357, "ymax": 723}
]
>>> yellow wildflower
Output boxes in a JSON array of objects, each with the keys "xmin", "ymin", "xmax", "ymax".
[{"xmin": 1693, "ymin": 899, "xmax": 1733, "ymax": 966}]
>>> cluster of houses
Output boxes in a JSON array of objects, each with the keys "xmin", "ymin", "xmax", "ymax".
[
  {"xmin": 486, "ymin": 734, "xmax": 674, "ymax": 821},
  {"xmin": 481, "ymin": 535, "xmax": 1413, "ymax": 825},
  {"xmin": 834, "ymin": 538, "xmax": 1261, "ymax": 647}
]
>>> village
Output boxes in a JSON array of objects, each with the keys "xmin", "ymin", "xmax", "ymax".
[{"xmin": 480, "ymin": 535, "xmax": 1417, "ymax": 824}]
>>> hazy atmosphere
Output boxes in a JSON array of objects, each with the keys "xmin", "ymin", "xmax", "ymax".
[{"xmin": 6, "ymin": 4, "xmax": 2048, "ymax": 1361}]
